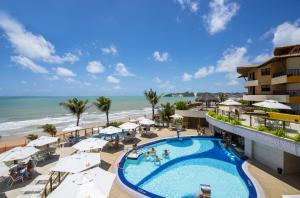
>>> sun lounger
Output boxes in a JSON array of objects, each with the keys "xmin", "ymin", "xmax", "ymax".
[{"xmin": 17, "ymin": 184, "xmax": 45, "ymax": 198}]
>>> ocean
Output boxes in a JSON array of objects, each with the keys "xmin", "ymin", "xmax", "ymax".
[{"xmin": 0, "ymin": 96, "xmax": 195, "ymax": 137}]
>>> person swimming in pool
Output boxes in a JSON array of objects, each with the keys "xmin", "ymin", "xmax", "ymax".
[
  {"xmin": 145, "ymin": 151, "xmax": 151, "ymax": 161},
  {"xmin": 150, "ymin": 147, "xmax": 156, "ymax": 155},
  {"xmin": 163, "ymin": 149, "xmax": 170, "ymax": 158},
  {"xmin": 153, "ymin": 155, "xmax": 161, "ymax": 165}
]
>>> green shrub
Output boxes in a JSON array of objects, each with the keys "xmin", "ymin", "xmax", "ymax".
[
  {"xmin": 175, "ymin": 101, "xmax": 188, "ymax": 110},
  {"xmin": 108, "ymin": 121, "xmax": 124, "ymax": 127},
  {"xmin": 208, "ymin": 111, "xmax": 216, "ymax": 117},
  {"xmin": 230, "ymin": 118, "xmax": 241, "ymax": 125},
  {"xmin": 273, "ymin": 128, "xmax": 287, "ymax": 137},
  {"xmin": 257, "ymin": 125, "xmax": 268, "ymax": 132},
  {"xmin": 293, "ymin": 134, "xmax": 300, "ymax": 142},
  {"xmin": 222, "ymin": 116, "xmax": 230, "ymax": 122},
  {"xmin": 216, "ymin": 115, "xmax": 223, "ymax": 120}
]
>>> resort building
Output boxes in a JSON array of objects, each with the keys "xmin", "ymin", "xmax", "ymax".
[
  {"xmin": 206, "ymin": 44, "xmax": 300, "ymax": 175},
  {"xmin": 237, "ymin": 44, "xmax": 300, "ymax": 114}
]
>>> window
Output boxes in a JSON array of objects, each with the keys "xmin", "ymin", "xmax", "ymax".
[
  {"xmin": 261, "ymin": 85, "xmax": 270, "ymax": 92},
  {"xmin": 261, "ymin": 68, "xmax": 270, "ymax": 76}
]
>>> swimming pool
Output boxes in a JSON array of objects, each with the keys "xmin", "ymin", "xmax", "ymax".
[{"xmin": 118, "ymin": 136, "xmax": 257, "ymax": 198}]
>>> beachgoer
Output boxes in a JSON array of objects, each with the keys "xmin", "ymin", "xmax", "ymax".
[
  {"xmin": 153, "ymin": 155, "xmax": 161, "ymax": 164},
  {"xmin": 163, "ymin": 149, "xmax": 170, "ymax": 157},
  {"xmin": 26, "ymin": 159, "xmax": 34, "ymax": 178},
  {"xmin": 150, "ymin": 147, "xmax": 156, "ymax": 155}
]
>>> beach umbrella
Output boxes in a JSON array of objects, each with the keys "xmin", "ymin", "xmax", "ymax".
[
  {"xmin": 219, "ymin": 99, "xmax": 242, "ymax": 106},
  {"xmin": 63, "ymin": 126, "xmax": 83, "ymax": 132},
  {"xmin": 253, "ymin": 100, "xmax": 292, "ymax": 110},
  {"xmin": 139, "ymin": 118, "xmax": 155, "ymax": 125},
  {"xmin": 72, "ymin": 138, "xmax": 108, "ymax": 152},
  {"xmin": 27, "ymin": 136, "xmax": 58, "ymax": 147},
  {"xmin": 51, "ymin": 153, "xmax": 100, "ymax": 174},
  {"xmin": 119, "ymin": 122, "xmax": 139, "ymax": 131},
  {"xmin": 48, "ymin": 167, "xmax": 116, "ymax": 198},
  {"xmin": 129, "ymin": 118, "xmax": 137, "ymax": 123},
  {"xmin": 0, "ymin": 162, "xmax": 9, "ymax": 177},
  {"xmin": 0, "ymin": 146, "xmax": 39, "ymax": 162},
  {"xmin": 170, "ymin": 114, "xmax": 183, "ymax": 119},
  {"xmin": 99, "ymin": 126, "xmax": 122, "ymax": 135}
]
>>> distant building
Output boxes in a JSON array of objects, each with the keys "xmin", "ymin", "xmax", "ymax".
[{"xmin": 237, "ymin": 44, "xmax": 300, "ymax": 114}]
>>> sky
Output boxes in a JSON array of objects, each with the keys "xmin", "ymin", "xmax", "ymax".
[{"xmin": 0, "ymin": 0, "xmax": 300, "ymax": 96}]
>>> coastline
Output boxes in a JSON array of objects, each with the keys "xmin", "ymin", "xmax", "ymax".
[{"xmin": 0, "ymin": 114, "xmax": 152, "ymax": 150}]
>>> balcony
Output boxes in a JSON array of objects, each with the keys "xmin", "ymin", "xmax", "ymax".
[
  {"xmin": 272, "ymin": 69, "xmax": 300, "ymax": 85},
  {"xmin": 206, "ymin": 114, "xmax": 300, "ymax": 157},
  {"xmin": 244, "ymin": 79, "xmax": 258, "ymax": 87},
  {"xmin": 243, "ymin": 94, "xmax": 290, "ymax": 103}
]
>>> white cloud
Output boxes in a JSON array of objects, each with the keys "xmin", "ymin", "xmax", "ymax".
[
  {"xmin": 11, "ymin": 56, "xmax": 48, "ymax": 74},
  {"xmin": 253, "ymin": 53, "xmax": 272, "ymax": 63},
  {"xmin": 83, "ymin": 82, "xmax": 91, "ymax": 86},
  {"xmin": 204, "ymin": 0, "xmax": 239, "ymax": 35},
  {"xmin": 0, "ymin": 12, "xmax": 79, "ymax": 64},
  {"xmin": 115, "ymin": 62, "xmax": 134, "ymax": 77},
  {"xmin": 86, "ymin": 61, "xmax": 105, "ymax": 74},
  {"xmin": 101, "ymin": 44, "xmax": 118, "ymax": 56},
  {"xmin": 272, "ymin": 20, "xmax": 300, "ymax": 47},
  {"xmin": 215, "ymin": 47, "xmax": 249, "ymax": 73},
  {"xmin": 153, "ymin": 51, "xmax": 170, "ymax": 62},
  {"xmin": 21, "ymin": 80, "xmax": 27, "ymax": 84},
  {"xmin": 153, "ymin": 77, "xmax": 162, "ymax": 84},
  {"xmin": 247, "ymin": 38, "xmax": 252, "ymax": 44},
  {"xmin": 175, "ymin": 0, "xmax": 199, "ymax": 13},
  {"xmin": 56, "ymin": 67, "xmax": 76, "ymax": 77},
  {"xmin": 182, "ymin": 72, "xmax": 193, "ymax": 81},
  {"xmin": 106, "ymin": 75, "xmax": 120, "ymax": 84},
  {"xmin": 194, "ymin": 66, "xmax": 215, "ymax": 79}
]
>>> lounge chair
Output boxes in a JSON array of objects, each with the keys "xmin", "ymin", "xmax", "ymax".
[{"xmin": 6, "ymin": 174, "xmax": 24, "ymax": 187}]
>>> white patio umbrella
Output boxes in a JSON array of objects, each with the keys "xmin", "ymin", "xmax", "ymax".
[
  {"xmin": 119, "ymin": 122, "xmax": 139, "ymax": 131},
  {"xmin": 51, "ymin": 153, "xmax": 100, "ymax": 173},
  {"xmin": 48, "ymin": 167, "xmax": 116, "ymax": 198},
  {"xmin": 72, "ymin": 138, "xmax": 108, "ymax": 152},
  {"xmin": 27, "ymin": 136, "xmax": 58, "ymax": 147},
  {"xmin": 0, "ymin": 146, "xmax": 39, "ymax": 162},
  {"xmin": 99, "ymin": 126, "xmax": 122, "ymax": 135},
  {"xmin": 0, "ymin": 162, "xmax": 9, "ymax": 177},
  {"xmin": 139, "ymin": 118, "xmax": 155, "ymax": 125},
  {"xmin": 253, "ymin": 100, "xmax": 292, "ymax": 110},
  {"xmin": 170, "ymin": 114, "xmax": 183, "ymax": 119},
  {"xmin": 219, "ymin": 99, "xmax": 242, "ymax": 106},
  {"xmin": 129, "ymin": 118, "xmax": 137, "ymax": 123},
  {"xmin": 63, "ymin": 126, "xmax": 83, "ymax": 132}
]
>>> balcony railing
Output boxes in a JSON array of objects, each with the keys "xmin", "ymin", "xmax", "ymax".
[
  {"xmin": 273, "ymin": 69, "xmax": 300, "ymax": 78},
  {"xmin": 273, "ymin": 90, "xmax": 300, "ymax": 96}
]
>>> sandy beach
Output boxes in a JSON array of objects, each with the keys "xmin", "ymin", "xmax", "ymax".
[{"xmin": 0, "ymin": 114, "xmax": 151, "ymax": 151}]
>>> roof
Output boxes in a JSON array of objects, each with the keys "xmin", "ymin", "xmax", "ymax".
[
  {"xmin": 196, "ymin": 93, "xmax": 219, "ymax": 102},
  {"xmin": 274, "ymin": 44, "xmax": 300, "ymax": 56}
]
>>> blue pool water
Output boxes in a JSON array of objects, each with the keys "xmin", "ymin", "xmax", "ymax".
[{"xmin": 118, "ymin": 137, "xmax": 257, "ymax": 198}]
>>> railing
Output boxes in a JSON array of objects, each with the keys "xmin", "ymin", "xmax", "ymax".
[
  {"xmin": 42, "ymin": 172, "xmax": 68, "ymax": 197},
  {"xmin": 273, "ymin": 69, "xmax": 300, "ymax": 78},
  {"xmin": 273, "ymin": 90, "xmax": 300, "ymax": 96}
]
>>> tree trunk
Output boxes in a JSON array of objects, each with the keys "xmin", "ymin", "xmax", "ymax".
[
  {"xmin": 76, "ymin": 114, "xmax": 80, "ymax": 137},
  {"xmin": 106, "ymin": 111, "xmax": 109, "ymax": 126},
  {"xmin": 152, "ymin": 105, "xmax": 155, "ymax": 120}
]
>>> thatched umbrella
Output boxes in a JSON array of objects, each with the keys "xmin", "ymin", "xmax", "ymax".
[{"xmin": 196, "ymin": 93, "xmax": 219, "ymax": 109}]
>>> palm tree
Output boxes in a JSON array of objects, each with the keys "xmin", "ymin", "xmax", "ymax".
[
  {"xmin": 39, "ymin": 124, "xmax": 57, "ymax": 137},
  {"xmin": 26, "ymin": 134, "xmax": 38, "ymax": 141},
  {"xmin": 160, "ymin": 102, "xmax": 175, "ymax": 127},
  {"xmin": 94, "ymin": 97, "xmax": 112, "ymax": 126},
  {"xmin": 144, "ymin": 89, "xmax": 163, "ymax": 120},
  {"xmin": 59, "ymin": 98, "xmax": 89, "ymax": 127}
]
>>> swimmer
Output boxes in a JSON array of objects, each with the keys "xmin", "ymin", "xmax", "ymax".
[
  {"xmin": 163, "ymin": 149, "xmax": 170, "ymax": 158},
  {"xmin": 150, "ymin": 147, "xmax": 156, "ymax": 155},
  {"xmin": 153, "ymin": 155, "xmax": 161, "ymax": 165}
]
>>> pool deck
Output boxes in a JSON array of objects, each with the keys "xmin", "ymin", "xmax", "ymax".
[{"xmin": 2, "ymin": 128, "xmax": 300, "ymax": 198}]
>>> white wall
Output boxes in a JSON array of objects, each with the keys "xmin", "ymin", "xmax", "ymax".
[{"xmin": 253, "ymin": 142, "xmax": 284, "ymax": 171}]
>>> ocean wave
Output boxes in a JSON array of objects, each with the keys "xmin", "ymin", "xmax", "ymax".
[{"xmin": 0, "ymin": 108, "xmax": 153, "ymax": 136}]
